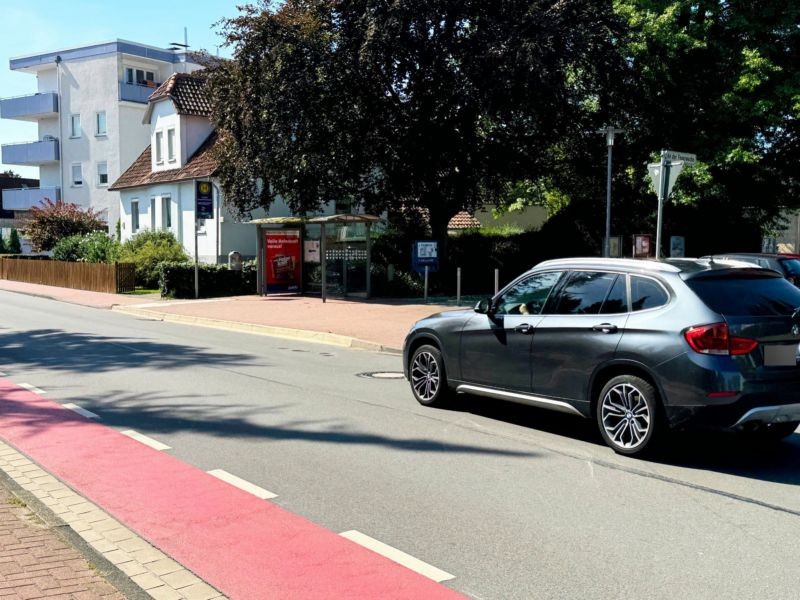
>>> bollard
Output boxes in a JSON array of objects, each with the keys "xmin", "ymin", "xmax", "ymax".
[
  {"xmin": 494, "ymin": 268, "xmax": 499, "ymax": 295},
  {"xmin": 424, "ymin": 265, "xmax": 429, "ymax": 302},
  {"xmin": 456, "ymin": 267, "xmax": 461, "ymax": 306}
]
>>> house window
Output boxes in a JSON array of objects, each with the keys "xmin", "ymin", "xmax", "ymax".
[
  {"xmin": 97, "ymin": 162, "xmax": 108, "ymax": 187},
  {"xmin": 71, "ymin": 163, "xmax": 83, "ymax": 187},
  {"xmin": 95, "ymin": 111, "xmax": 107, "ymax": 136},
  {"xmin": 167, "ymin": 128, "xmax": 176, "ymax": 162},
  {"xmin": 125, "ymin": 67, "xmax": 157, "ymax": 86},
  {"xmin": 131, "ymin": 200, "xmax": 139, "ymax": 233},
  {"xmin": 155, "ymin": 131, "xmax": 163, "ymax": 164},
  {"xmin": 161, "ymin": 196, "xmax": 172, "ymax": 229},
  {"xmin": 70, "ymin": 114, "xmax": 81, "ymax": 138}
]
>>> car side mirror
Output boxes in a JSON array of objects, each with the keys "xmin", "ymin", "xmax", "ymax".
[{"xmin": 474, "ymin": 297, "xmax": 494, "ymax": 315}]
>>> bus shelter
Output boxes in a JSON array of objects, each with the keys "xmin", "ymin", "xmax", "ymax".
[{"xmin": 248, "ymin": 214, "xmax": 381, "ymax": 301}]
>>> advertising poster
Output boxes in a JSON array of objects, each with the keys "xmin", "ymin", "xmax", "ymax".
[
  {"xmin": 266, "ymin": 230, "xmax": 301, "ymax": 292},
  {"xmin": 304, "ymin": 240, "xmax": 321, "ymax": 263},
  {"xmin": 633, "ymin": 234, "xmax": 652, "ymax": 258}
]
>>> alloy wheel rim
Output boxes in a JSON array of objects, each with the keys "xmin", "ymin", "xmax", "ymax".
[
  {"xmin": 601, "ymin": 383, "xmax": 651, "ymax": 449},
  {"xmin": 411, "ymin": 351, "xmax": 440, "ymax": 401}
]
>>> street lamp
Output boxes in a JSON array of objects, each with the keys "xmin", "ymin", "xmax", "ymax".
[{"xmin": 597, "ymin": 126, "xmax": 624, "ymax": 257}]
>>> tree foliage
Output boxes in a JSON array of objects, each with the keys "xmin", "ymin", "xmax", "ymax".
[
  {"xmin": 207, "ymin": 0, "xmax": 622, "ymax": 245},
  {"xmin": 23, "ymin": 199, "xmax": 106, "ymax": 252},
  {"xmin": 8, "ymin": 229, "xmax": 22, "ymax": 254},
  {"xmin": 117, "ymin": 230, "xmax": 189, "ymax": 288},
  {"xmin": 52, "ymin": 231, "xmax": 120, "ymax": 263}
]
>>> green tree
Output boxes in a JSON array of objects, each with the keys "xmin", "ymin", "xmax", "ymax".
[
  {"xmin": 207, "ymin": 0, "xmax": 622, "ymax": 252},
  {"xmin": 1, "ymin": 170, "xmax": 21, "ymax": 179},
  {"xmin": 0, "ymin": 231, "xmax": 6, "ymax": 254},
  {"xmin": 8, "ymin": 229, "xmax": 22, "ymax": 254},
  {"xmin": 23, "ymin": 199, "xmax": 106, "ymax": 252}
]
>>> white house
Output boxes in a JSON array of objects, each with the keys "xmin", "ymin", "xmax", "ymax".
[
  {"xmin": 0, "ymin": 40, "xmax": 201, "ymax": 233},
  {"xmin": 111, "ymin": 73, "xmax": 321, "ymax": 263}
]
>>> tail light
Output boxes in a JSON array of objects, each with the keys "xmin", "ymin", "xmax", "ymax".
[{"xmin": 684, "ymin": 323, "xmax": 758, "ymax": 356}]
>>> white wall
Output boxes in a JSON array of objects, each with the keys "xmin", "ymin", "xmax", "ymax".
[{"xmin": 182, "ymin": 115, "xmax": 214, "ymax": 163}]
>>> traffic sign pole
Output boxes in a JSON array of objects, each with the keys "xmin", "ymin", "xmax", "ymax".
[{"xmin": 656, "ymin": 151, "xmax": 666, "ymax": 259}]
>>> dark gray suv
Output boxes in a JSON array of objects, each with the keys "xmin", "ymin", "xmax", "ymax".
[{"xmin": 403, "ymin": 258, "xmax": 800, "ymax": 456}]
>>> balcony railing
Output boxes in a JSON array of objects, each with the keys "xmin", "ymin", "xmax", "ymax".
[
  {"xmin": 0, "ymin": 92, "xmax": 58, "ymax": 121},
  {"xmin": 1, "ymin": 139, "xmax": 59, "ymax": 165},
  {"xmin": 119, "ymin": 81, "xmax": 161, "ymax": 104},
  {"xmin": 1, "ymin": 187, "xmax": 60, "ymax": 211}
]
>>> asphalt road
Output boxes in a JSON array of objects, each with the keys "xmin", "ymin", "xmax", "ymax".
[{"xmin": 2, "ymin": 290, "xmax": 800, "ymax": 599}]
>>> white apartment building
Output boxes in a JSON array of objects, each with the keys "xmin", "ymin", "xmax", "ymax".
[{"xmin": 0, "ymin": 40, "xmax": 201, "ymax": 234}]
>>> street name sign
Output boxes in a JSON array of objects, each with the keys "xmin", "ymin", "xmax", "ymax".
[{"xmin": 662, "ymin": 150, "xmax": 697, "ymax": 166}]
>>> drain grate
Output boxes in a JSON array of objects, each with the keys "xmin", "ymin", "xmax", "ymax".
[{"xmin": 357, "ymin": 372, "xmax": 406, "ymax": 380}]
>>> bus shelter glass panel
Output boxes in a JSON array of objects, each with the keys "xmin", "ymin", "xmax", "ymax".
[{"xmin": 325, "ymin": 223, "xmax": 368, "ymax": 297}]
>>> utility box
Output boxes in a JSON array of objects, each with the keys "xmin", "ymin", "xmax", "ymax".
[{"xmin": 228, "ymin": 251, "xmax": 243, "ymax": 271}]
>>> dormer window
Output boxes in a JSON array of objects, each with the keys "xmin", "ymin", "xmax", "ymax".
[
  {"xmin": 167, "ymin": 128, "xmax": 176, "ymax": 162},
  {"xmin": 155, "ymin": 131, "xmax": 163, "ymax": 164}
]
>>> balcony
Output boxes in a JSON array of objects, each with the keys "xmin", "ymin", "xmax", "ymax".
[
  {"xmin": 119, "ymin": 81, "xmax": 160, "ymax": 104},
  {"xmin": 1, "ymin": 139, "xmax": 59, "ymax": 165},
  {"xmin": 1, "ymin": 187, "xmax": 60, "ymax": 211},
  {"xmin": 0, "ymin": 92, "xmax": 58, "ymax": 121}
]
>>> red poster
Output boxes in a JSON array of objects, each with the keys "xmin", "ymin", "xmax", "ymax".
[{"xmin": 265, "ymin": 230, "xmax": 301, "ymax": 292}]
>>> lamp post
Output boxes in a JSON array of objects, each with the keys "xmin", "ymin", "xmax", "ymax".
[{"xmin": 597, "ymin": 126, "xmax": 624, "ymax": 257}]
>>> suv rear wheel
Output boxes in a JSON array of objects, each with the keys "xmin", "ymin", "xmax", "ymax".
[{"xmin": 597, "ymin": 375, "xmax": 659, "ymax": 456}]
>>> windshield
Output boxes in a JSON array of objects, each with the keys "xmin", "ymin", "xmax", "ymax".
[{"xmin": 686, "ymin": 275, "xmax": 800, "ymax": 316}]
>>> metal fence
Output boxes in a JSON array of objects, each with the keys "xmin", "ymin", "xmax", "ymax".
[{"xmin": 0, "ymin": 258, "xmax": 136, "ymax": 294}]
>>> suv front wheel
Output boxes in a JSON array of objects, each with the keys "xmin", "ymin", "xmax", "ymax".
[
  {"xmin": 409, "ymin": 344, "xmax": 449, "ymax": 407},
  {"xmin": 597, "ymin": 375, "xmax": 660, "ymax": 456}
]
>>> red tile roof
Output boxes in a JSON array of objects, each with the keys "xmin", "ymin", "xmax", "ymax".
[
  {"xmin": 109, "ymin": 133, "xmax": 219, "ymax": 191},
  {"xmin": 448, "ymin": 211, "xmax": 482, "ymax": 230},
  {"xmin": 148, "ymin": 73, "xmax": 211, "ymax": 117}
]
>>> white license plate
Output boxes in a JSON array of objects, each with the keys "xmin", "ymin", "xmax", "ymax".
[{"xmin": 764, "ymin": 344, "xmax": 799, "ymax": 367}]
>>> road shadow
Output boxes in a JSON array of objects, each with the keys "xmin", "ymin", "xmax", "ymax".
[
  {"xmin": 447, "ymin": 393, "xmax": 800, "ymax": 486},
  {"xmin": 0, "ymin": 328, "xmax": 260, "ymax": 373},
  {"xmin": 0, "ymin": 388, "xmax": 537, "ymax": 459}
]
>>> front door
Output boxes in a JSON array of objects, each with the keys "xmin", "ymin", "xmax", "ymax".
[
  {"xmin": 459, "ymin": 271, "xmax": 564, "ymax": 391},
  {"xmin": 531, "ymin": 271, "xmax": 628, "ymax": 409}
]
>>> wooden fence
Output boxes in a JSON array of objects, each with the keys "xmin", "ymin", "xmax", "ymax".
[{"xmin": 0, "ymin": 258, "xmax": 136, "ymax": 294}]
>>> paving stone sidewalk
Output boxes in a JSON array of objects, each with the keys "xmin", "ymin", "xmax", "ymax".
[
  {"xmin": 0, "ymin": 442, "xmax": 225, "ymax": 600},
  {"xmin": 0, "ymin": 478, "xmax": 124, "ymax": 600}
]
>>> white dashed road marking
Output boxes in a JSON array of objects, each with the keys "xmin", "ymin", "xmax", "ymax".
[
  {"xmin": 207, "ymin": 469, "xmax": 278, "ymax": 500},
  {"xmin": 0, "ymin": 371, "xmax": 7, "ymax": 376},
  {"xmin": 339, "ymin": 530, "xmax": 455, "ymax": 582},
  {"xmin": 120, "ymin": 430, "xmax": 171, "ymax": 451},
  {"xmin": 18, "ymin": 383, "xmax": 46, "ymax": 394},
  {"xmin": 62, "ymin": 403, "xmax": 101, "ymax": 419}
]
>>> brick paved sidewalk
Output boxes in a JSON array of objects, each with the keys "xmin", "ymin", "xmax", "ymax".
[{"xmin": 0, "ymin": 479, "xmax": 124, "ymax": 600}]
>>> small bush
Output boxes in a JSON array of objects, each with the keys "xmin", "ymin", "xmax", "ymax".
[
  {"xmin": 159, "ymin": 261, "xmax": 257, "ymax": 299},
  {"xmin": 24, "ymin": 199, "xmax": 106, "ymax": 251},
  {"xmin": 52, "ymin": 232, "xmax": 120, "ymax": 263},
  {"xmin": 118, "ymin": 231, "xmax": 189, "ymax": 288},
  {"xmin": 52, "ymin": 235, "xmax": 83, "ymax": 262}
]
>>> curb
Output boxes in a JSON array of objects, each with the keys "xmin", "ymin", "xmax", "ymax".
[{"xmin": 112, "ymin": 305, "xmax": 404, "ymax": 355}]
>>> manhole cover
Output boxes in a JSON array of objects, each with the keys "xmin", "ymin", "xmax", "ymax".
[{"xmin": 357, "ymin": 372, "xmax": 405, "ymax": 380}]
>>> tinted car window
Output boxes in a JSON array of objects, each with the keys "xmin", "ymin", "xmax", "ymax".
[
  {"xmin": 553, "ymin": 271, "xmax": 617, "ymax": 315},
  {"xmin": 779, "ymin": 258, "xmax": 800, "ymax": 277},
  {"xmin": 495, "ymin": 271, "xmax": 563, "ymax": 315},
  {"xmin": 631, "ymin": 276, "xmax": 669, "ymax": 311},
  {"xmin": 600, "ymin": 275, "xmax": 628, "ymax": 314},
  {"xmin": 687, "ymin": 275, "xmax": 800, "ymax": 316}
]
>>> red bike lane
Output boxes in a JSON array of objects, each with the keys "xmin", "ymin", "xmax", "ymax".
[{"xmin": 0, "ymin": 379, "xmax": 464, "ymax": 600}]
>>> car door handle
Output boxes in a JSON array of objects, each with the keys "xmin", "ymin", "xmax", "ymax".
[
  {"xmin": 514, "ymin": 323, "xmax": 534, "ymax": 334},
  {"xmin": 592, "ymin": 323, "xmax": 618, "ymax": 334}
]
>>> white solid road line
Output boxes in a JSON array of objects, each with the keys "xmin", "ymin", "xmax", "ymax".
[
  {"xmin": 0, "ymin": 371, "xmax": 7, "ymax": 377},
  {"xmin": 120, "ymin": 430, "xmax": 171, "ymax": 451},
  {"xmin": 207, "ymin": 469, "xmax": 278, "ymax": 500},
  {"xmin": 18, "ymin": 383, "xmax": 46, "ymax": 395},
  {"xmin": 339, "ymin": 530, "xmax": 455, "ymax": 583},
  {"xmin": 62, "ymin": 403, "xmax": 100, "ymax": 419}
]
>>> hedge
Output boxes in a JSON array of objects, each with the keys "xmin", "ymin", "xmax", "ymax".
[{"xmin": 159, "ymin": 261, "xmax": 256, "ymax": 298}]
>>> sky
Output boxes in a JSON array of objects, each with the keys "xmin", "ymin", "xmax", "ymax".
[{"xmin": 0, "ymin": 0, "xmax": 242, "ymax": 177}]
